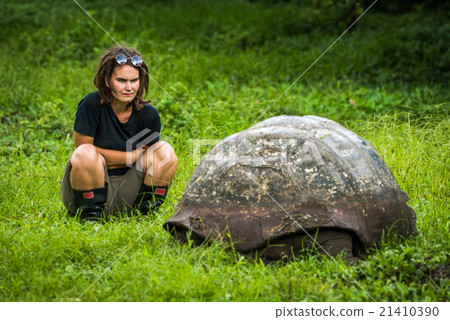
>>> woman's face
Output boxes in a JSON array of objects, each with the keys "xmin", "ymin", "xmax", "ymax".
[{"xmin": 107, "ymin": 65, "xmax": 140, "ymax": 107}]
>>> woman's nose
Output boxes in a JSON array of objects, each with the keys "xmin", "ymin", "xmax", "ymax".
[{"xmin": 125, "ymin": 82, "xmax": 132, "ymax": 90}]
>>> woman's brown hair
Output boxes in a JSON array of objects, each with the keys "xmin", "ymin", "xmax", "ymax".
[{"xmin": 94, "ymin": 45, "xmax": 150, "ymax": 111}]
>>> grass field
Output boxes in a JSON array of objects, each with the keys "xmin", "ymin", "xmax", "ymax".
[{"xmin": 0, "ymin": 0, "xmax": 448, "ymax": 301}]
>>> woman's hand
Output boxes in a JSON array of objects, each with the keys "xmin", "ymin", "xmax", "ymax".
[
  {"xmin": 132, "ymin": 145, "xmax": 147, "ymax": 163},
  {"xmin": 95, "ymin": 146, "xmax": 145, "ymax": 169}
]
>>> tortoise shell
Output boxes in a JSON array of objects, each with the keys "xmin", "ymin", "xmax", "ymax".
[{"xmin": 164, "ymin": 115, "xmax": 416, "ymax": 253}]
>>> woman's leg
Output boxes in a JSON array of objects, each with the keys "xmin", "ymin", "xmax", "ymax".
[
  {"xmin": 70, "ymin": 144, "xmax": 106, "ymax": 189},
  {"xmin": 69, "ymin": 144, "xmax": 108, "ymax": 221},
  {"xmin": 134, "ymin": 141, "xmax": 178, "ymax": 214},
  {"xmin": 140, "ymin": 141, "xmax": 178, "ymax": 186}
]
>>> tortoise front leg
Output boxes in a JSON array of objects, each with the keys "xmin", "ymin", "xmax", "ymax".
[{"xmin": 315, "ymin": 229, "xmax": 360, "ymax": 265}]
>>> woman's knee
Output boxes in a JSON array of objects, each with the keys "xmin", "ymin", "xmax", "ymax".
[
  {"xmin": 161, "ymin": 142, "xmax": 177, "ymax": 168},
  {"xmin": 70, "ymin": 144, "xmax": 105, "ymax": 168},
  {"xmin": 155, "ymin": 142, "xmax": 177, "ymax": 169},
  {"xmin": 142, "ymin": 141, "xmax": 177, "ymax": 172}
]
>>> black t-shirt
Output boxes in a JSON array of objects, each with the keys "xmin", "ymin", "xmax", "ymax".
[{"xmin": 74, "ymin": 91, "xmax": 161, "ymax": 175}]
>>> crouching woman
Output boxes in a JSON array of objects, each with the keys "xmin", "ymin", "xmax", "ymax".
[{"xmin": 61, "ymin": 46, "xmax": 177, "ymax": 221}]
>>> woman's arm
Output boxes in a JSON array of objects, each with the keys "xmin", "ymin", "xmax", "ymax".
[
  {"xmin": 74, "ymin": 131, "xmax": 94, "ymax": 147},
  {"xmin": 74, "ymin": 131, "xmax": 144, "ymax": 168}
]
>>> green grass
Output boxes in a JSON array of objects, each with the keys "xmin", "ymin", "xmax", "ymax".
[{"xmin": 0, "ymin": 0, "xmax": 448, "ymax": 301}]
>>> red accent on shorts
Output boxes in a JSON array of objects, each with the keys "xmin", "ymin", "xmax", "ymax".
[
  {"xmin": 156, "ymin": 188, "xmax": 166, "ymax": 195},
  {"xmin": 83, "ymin": 192, "xmax": 94, "ymax": 199}
]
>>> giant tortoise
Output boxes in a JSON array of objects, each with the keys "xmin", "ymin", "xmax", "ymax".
[{"xmin": 164, "ymin": 115, "xmax": 416, "ymax": 263}]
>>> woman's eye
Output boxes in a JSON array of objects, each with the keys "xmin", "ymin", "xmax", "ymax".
[{"xmin": 131, "ymin": 79, "xmax": 139, "ymax": 83}]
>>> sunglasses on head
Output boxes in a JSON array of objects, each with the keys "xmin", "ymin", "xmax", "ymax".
[{"xmin": 115, "ymin": 54, "xmax": 143, "ymax": 66}]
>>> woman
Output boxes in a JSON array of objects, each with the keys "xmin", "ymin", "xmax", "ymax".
[{"xmin": 61, "ymin": 45, "xmax": 178, "ymax": 221}]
